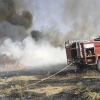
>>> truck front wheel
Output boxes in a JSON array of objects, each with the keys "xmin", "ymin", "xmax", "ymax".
[
  {"xmin": 97, "ymin": 59, "xmax": 100, "ymax": 71},
  {"xmin": 76, "ymin": 64, "xmax": 84, "ymax": 72}
]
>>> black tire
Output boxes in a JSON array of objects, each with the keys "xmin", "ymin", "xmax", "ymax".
[
  {"xmin": 76, "ymin": 64, "xmax": 84, "ymax": 72},
  {"xmin": 76, "ymin": 64, "xmax": 89, "ymax": 73},
  {"xmin": 97, "ymin": 59, "xmax": 100, "ymax": 72}
]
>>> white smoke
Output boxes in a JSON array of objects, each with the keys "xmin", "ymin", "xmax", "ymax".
[{"xmin": 0, "ymin": 37, "xmax": 66, "ymax": 67}]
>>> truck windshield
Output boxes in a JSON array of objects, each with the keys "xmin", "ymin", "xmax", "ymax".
[{"xmin": 86, "ymin": 47, "xmax": 95, "ymax": 56}]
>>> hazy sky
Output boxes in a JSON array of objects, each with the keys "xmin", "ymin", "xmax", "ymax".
[{"xmin": 32, "ymin": 0, "xmax": 68, "ymax": 33}]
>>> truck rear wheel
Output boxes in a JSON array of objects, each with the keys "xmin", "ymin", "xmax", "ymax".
[{"xmin": 97, "ymin": 59, "xmax": 100, "ymax": 72}]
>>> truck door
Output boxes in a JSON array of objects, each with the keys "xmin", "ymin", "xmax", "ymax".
[{"xmin": 65, "ymin": 46, "xmax": 72, "ymax": 62}]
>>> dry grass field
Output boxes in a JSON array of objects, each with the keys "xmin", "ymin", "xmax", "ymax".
[{"xmin": 0, "ymin": 66, "xmax": 100, "ymax": 100}]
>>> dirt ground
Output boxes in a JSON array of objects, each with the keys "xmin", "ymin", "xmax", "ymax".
[{"xmin": 0, "ymin": 66, "xmax": 100, "ymax": 100}]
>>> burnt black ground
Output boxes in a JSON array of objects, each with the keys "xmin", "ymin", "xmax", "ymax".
[{"xmin": 0, "ymin": 65, "xmax": 100, "ymax": 100}]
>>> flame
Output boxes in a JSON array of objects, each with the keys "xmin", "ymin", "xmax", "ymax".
[
  {"xmin": 4, "ymin": 63, "xmax": 8, "ymax": 68},
  {"xmin": 17, "ymin": 62, "xmax": 25, "ymax": 69}
]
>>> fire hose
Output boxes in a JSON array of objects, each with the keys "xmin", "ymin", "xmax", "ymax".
[
  {"xmin": 23, "ymin": 60, "xmax": 77, "ymax": 89},
  {"xmin": 3, "ymin": 60, "xmax": 77, "ymax": 94}
]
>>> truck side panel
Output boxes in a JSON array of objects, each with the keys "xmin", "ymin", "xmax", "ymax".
[{"xmin": 94, "ymin": 42, "xmax": 100, "ymax": 56}]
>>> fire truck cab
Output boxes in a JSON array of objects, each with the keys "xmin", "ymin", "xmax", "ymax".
[{"xmin": 65, "ymin": 39, "xmax": 100, "ymax": 71}]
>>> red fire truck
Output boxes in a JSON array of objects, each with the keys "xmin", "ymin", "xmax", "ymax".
[{"xmin": 65, "ymin": 37, "xmax": 100, "ymax": 71}]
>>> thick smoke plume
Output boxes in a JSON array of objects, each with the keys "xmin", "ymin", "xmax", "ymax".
[
  {"xmin": 0, "ymin": 0, "xmax": 66, "ymax": 69},
  {"xmin": 0, "ymin": 0, "xmax": 32, "ymax": 40},
  {"xmin": 31, "ymin": 30, "xmax": 64, "ymax": 48},
  {"xmin": 63, "ymin": 0, "xmax": 100, "ymax": 40},
  {"xmin": 0, "ymin": 0, "xmax": 32, "ymax": 29}
]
